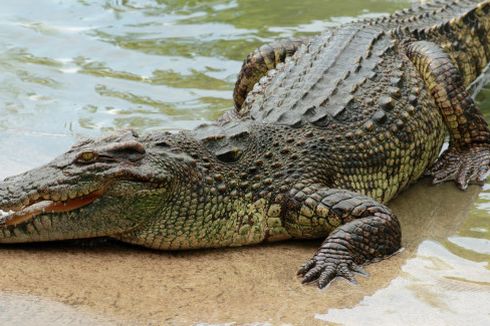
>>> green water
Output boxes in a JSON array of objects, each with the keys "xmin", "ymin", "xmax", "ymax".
[{"xmin": 0, "ymin": 0, "xmax": 489, "ymax": 325}]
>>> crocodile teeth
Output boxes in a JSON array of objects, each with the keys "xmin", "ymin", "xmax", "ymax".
[
  {"xmin": 81, "ymin": 186, "xmax": 90, "ymax": 196},
  {"xmin": 68, "ymin": 190, "xmax": 77, "ymax": 199},
  {"xmin": 0, "ymin": 209, "xmax": 13, "ymax": 218},
  {"xmin": 0, "ymin": 201, "xmax": 54, "ymax": 227},
  {"xmin": 0, "ymin": 189, "xmax": 104, "ymax": 227},
  {"xmin": 30, "ymin": 192, "xmax": 40, "ymax": 201}
]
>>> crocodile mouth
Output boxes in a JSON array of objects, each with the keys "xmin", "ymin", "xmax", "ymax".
[{"xmin": 0, "ymin": 189, "xmax": 105, "ymax": 227}]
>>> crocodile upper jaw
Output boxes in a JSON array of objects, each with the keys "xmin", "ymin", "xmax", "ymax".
[{"xmin": 0, "ymin": 189, "xmax": 104, "ymax": 227}]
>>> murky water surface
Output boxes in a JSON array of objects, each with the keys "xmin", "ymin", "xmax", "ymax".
[{"xmin": 0, "ymin": 0, "xmax": 489, "ymax": 325}]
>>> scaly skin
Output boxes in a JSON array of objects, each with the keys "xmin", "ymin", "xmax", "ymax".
[{"xmin": 1, "ymin": 0, "xmax": 490, "ymax": 289}]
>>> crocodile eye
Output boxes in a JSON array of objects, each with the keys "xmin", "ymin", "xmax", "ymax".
[{"xmin": 76, "ymin": 151, "xmax": 98, "ymax": 164}]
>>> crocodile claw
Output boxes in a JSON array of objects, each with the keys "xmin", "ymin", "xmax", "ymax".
[
  {"xmin": 428, "ymin": 145, "xmax": 490, "ymax": 190},
  {"xmin": 298, "ymin": 249, "xmax": 366, "ymax": 289}
]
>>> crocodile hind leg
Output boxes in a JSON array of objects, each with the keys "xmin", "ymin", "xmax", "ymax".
[
  {"xmin": 219, "ymin": 38, "xmax": 307, "ymax": 123},
  {"xmin": 233, "ymin": 38, "xmax": 307, "ymax": 110},
  {"xmin": 406, "ymin": 41, "xmax": 490, "ymax": 189},
  {"xmin": 284, "ymin": 184, "xmax": 401, "ymax": 288}
]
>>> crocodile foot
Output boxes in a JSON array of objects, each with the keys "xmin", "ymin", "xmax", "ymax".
[
  {"xmin": 428, "ymin": 145, "xmax": 490, "ymax": 190},
  {"xmin": 297, "ymin": 238, "xmax": 368, "ymax": 289},
  {"xmin": 290, "ymin": 186, "xmax": 400, "ymax": 289}
]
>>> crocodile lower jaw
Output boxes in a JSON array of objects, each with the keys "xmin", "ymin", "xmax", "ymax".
[{"xmin": 0, "ymin": 190, "xmax": 104, "ymax": 227}]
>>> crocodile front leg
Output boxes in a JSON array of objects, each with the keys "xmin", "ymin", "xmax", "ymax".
[
  {"xmin": 284, "ymin": 183, "xmax": 401, "ymax": 289},
  {"xmin": 407, "ymin": 41, "xmax": 490, "ymax": 189}
]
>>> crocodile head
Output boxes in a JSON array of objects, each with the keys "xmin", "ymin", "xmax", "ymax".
[{"xmin": 0, "ymin": 130, "xmax": 188, "ymax": 243}]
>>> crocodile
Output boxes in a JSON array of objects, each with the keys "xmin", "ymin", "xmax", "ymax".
[{"xmin": 1, "ymin": 0, "xmax": 490, "ymax": 289}]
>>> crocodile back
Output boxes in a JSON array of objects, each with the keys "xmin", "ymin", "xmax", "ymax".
[{"xmin": 239, "ymin": 0, "xmax": 490, "ymax": 129}]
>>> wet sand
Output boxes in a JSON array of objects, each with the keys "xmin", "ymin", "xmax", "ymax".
[{"xmin": 0, "ymin": 172, "xmax": 485, "ymax": 325}]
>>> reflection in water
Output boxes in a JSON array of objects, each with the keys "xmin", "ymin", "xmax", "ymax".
[
  {"xmin": 319, "ymin": 241, "xmax": 490, "ymax": 325},
  {"xmin": 0, "ymin": 0, "xmax": 489, "ymax": 325}
]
